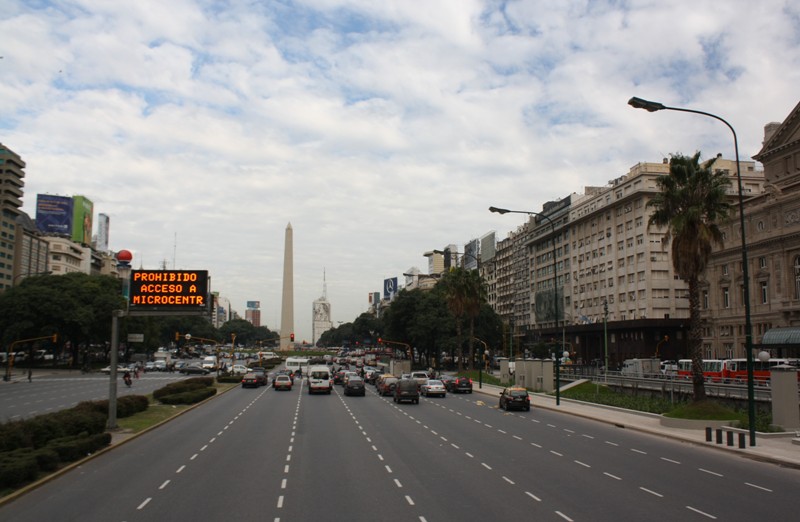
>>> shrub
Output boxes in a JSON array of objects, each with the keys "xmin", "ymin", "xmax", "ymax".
[
  {"xmin": 158, "ymin": 387, "xmax": 216, "ymax": 405},
  {"xmin": 0, "ymin": 420, "xmax": 29, "ymax": 452},
  {"xmin": 74, "ymin": 395, "xmax": 149, "ymax": 419},
  {"xmin": 47, "ymin": 432, "xmax": 111, "ymax": 462},
  {"xmin": 217, "ymin": 374, "xmax": 242, "ymax": 383},
  {"xmin": 0, "ymin": 452, "xmax": 38, "ymax": 489},
  {"xmin": 153, "ymin": 377, "xmax": 213, "ymax": 400}
]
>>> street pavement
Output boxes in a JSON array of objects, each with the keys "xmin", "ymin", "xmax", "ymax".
[{"xmin": 473, "ymin": 380, "xmax": 800, "ymax": 469}]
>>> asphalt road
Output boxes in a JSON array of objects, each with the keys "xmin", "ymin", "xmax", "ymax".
[
  {"xmin": 0, "ymin": 372, "xmax": 188, "ymax": 421},
  {"xmin": 2, "ymin": 379, "xmax": 799, "ymax": 521}
]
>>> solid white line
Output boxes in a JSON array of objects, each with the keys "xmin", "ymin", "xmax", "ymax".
[
  {"xmin": 604, "ymin": 472, "xmax": 622, "ymax": 480},
  {"xmin": 482, "ymin": 462, "xmax": 492, "ymax": 470},
  {"xmin": 686, "ymin": 506, "xmax": 717, "ymax": 519},
  {"xmin": 574, "ymin": 460, "xmax": 590, "ymax": 468},
  {"xmin": 745, "ymin": 482, "xmax": 773, "ymax": 492},
  {"xmin": 661, "ymin": 457, "xmax": 680, "ymax": 464},
  {"xmin": 525, "ymin": 491, "xmax": 541, "ymax": 501},
  {"xmin": 137, "ymin": 498, "xmax": 152, "ymax": 510},
  {"xmin": 555, "ymin": 511, "xmax": 574, "ymax": 521},
  {"xmin": 699, "ymin": 468, "xmax": 723, "ymax": 477},
  {"xmin": 159, "ymin": 480, "xmax": 170, "ymax": 490},
  {"xmin": 176, "ymin": 465, "xmax": 186, "ymax": 473},
  {"xmin": 502, "ymin": 476, "xmax": 515, "ymax": 484},
  {"xmin": 405, "ymin": 495, "xmax": 415, "ymax": 505},
  {"xmin": 640, "ymin": 487, "xmax": 663, "ymax": 497}
]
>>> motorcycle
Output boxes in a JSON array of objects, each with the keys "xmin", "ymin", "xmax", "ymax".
[{"xmin": 123, "ymin": 373, "xmax": 132, "ymax": 387}]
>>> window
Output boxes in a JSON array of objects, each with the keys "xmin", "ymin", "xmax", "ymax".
[
  {"xmin": 723, "ymin": 287, "xmax": 730, "ymax": 308},
  {"xmin": 759, "ymin": 257, "xmax": 766, "ymax": 269},
  {"xmin": 702, "ymin": 290, "xmax": 709, "ymax": 309},
  {"xmin": 795, "ymin": 256, "xmax": 800, "ymax": 299},
  {"xmin": 760, "ymin": 281, "xmax": 768, "ymax": 304},
  {"xmin": 722, "ymin": 264, "xmax": 729, "ymax": 276}
]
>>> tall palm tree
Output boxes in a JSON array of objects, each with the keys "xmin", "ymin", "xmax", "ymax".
[
  {"xmin": 647, "ymin": 152, "xmax": 732, "ymax": 402},
  {"xmin": 440, "ymin": 267, "xmax": 487, "ymax": 372},
  {"xmin": 463, "ymin": 269, "xmax": 488, "ymax": 371}
]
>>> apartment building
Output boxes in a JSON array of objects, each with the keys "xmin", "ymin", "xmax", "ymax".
[{"xmin": 0, "ymin": 143, "xmax": 25, "ymax": 291}]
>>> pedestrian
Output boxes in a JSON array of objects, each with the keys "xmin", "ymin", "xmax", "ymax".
[{"xmin": 28, "ymin": 368, "xmax": 32, "ymax": 382}]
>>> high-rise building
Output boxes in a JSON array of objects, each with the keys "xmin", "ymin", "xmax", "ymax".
[{"xmin": 0, "ymin": 144, "xmax": 26, "ymax": 291}]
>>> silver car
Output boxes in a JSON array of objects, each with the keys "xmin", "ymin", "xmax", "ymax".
[{"xmin": 420, "ymin": 379, "xmax": 446, "ymax": 397}]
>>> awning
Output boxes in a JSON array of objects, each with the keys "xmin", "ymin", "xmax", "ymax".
[{"xmin": 761, "ymin": 327, "xmax": 800, "ymax": 345}]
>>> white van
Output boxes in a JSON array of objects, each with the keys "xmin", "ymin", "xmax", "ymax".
[
  {"xmin": 307, "ymin": 365, "xmax": 332, "ymax": 394},
  {"xmin": 285, "ymin": 356, "xmax": 310, "ymax": 375},
  {"xmin": 202, "ymin": 355, "xmax": 218, "ymax": 370}
]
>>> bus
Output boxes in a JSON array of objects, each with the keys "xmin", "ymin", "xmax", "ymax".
[
  {"xmin": 285, "ymin": 356, "xmax": 310, "ymax": 375},
  {"xmin": 678, "ymin": 358, "xmax": 799, "ymax": 384},
  {"xmin": 677, "ymin": 359, "xmax": 725, "ymax": 382}
]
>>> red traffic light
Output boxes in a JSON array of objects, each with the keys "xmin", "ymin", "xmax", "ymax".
[{"xmin": 290, "ymin": 333, "xmax": 295, "ymax": 342}]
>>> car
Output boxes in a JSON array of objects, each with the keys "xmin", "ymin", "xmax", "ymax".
[
  {"xmin": 499, "ymin": 387, "xmax": 531, "ymax": 411},
  {"xmin": 343, "ymin": 376, "xmax": 366, "ymax": 396},
  {"xmin": 451, "ymin": 377, "xmax": 473, "ymax": 393},
  {"xmin": 101, "ymin": 365, "xmax": 129, "ymax": 375},
  {"xmin": 241, "ymin": 372, "xmax": 260, "ymax": 388},
  {"xmin": 378, "ymin": 377, "xmax": 399, "ymax": 396},
  {"xmin": 230, "ymin": 364, "xmax": 250, "ymax": 375},
  {"xmin": 250, "ymin": 368, "xmax": 268, "ymax": 386},
  {"xmin": 439, "ymin": 374, "xmax": 456, "ymax": 390},
  {"xmin": 272, "ymin": 369, "xmax": 292, "ymax": 386},
  {"xmin": 393, "ymin": 378, "xmax": 420, "ymax": 404},
  {"xmin": 144, "ymin": 361, "xmax": 156, "ymax": 372},
  {"xmin": 410, "ymin": 371, "xmax": 430, "ymax": 387},
  {"xmin": 308, "ymin": 365, "xmax": 333, "ymax": 394},
  {"xmin": 180, "ymin": 364, "xmax": 210, "ymax": 375},
  {"xmin": 343, "ymin": 371, "xmax": 359, "ymax": 385},
  {"xmin": 153, "ymin": 360, "xmax": 167, "ymax": 372},
  {"xmin": 273, "ymin": 374, "xmax": 293, "ymax": 390},
  {"xmin": 333, "ymin": 370, "xmax": 347, "ymax": 385},
  {"xmin": 420, "ymin": 379, "xmax": 446, "ymax": 397}
]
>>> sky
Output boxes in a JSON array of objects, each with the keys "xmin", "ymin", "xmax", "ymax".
[{"xmin": 2, "ymin": 0, "xmax": 800, "ymax": 341}]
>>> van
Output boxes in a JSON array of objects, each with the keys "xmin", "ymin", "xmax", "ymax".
[
  {"xmin": 393, "ymin": 378, "xmax": 420, "ymax": 404},
  {"xmin": 307, "ymin": 365, "xmax": 332, "ymax": 394},
  {"xmin": 202, "ymin": 355, "xmax": 218, "ymax": 370},
  {"xmin": 285, "ymin": 357, "xmax": 310, "ymax": 375}
]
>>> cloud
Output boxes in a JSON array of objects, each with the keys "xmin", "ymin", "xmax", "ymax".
[{"xmin": 3, "ymin": 0, "xmax": 799, "ymax": 339}]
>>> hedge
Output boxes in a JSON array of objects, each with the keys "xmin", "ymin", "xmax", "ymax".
[
  {"xmin": 158, "ymin": 387, "xmax": 216, "ymax": 405},
  {"xmin": 74, "ymin": 395, "xmax": 149, "ymax": 419},
  {"xmin": 153, "ymin": 377, "xmax": 213, "ymax": 400},
  {"xmin": 0, "ymin": 409, "xmax": 106, "ymax": 452}
]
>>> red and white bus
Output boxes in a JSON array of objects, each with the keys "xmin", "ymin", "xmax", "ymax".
[{"xmin": 677, "ymin": 358, "xmax": 799, "ymax": 384}]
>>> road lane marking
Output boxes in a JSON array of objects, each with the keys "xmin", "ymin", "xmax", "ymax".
[
  {"xmin": 137, "ymin": 498, "xmax": 152, "ymax": 510},
  {"xmin": 574, "ymin": 460, "xmax": 590, "ymax": 468},
  {"xmin": 604, "ymin": 472, "xmax": 621, "ymax": 480},
  {"xmin": 277, "ymin": 495, "xmax": 284, "ymax": 508},
  {"xmin": 405, "ymin": 495, "xmax": 415, "ymax": 505},
  {"xmin": 159, "ymin": 480, "xmax": 170, "ymax": 489},
  {"xmin": 482, "ymin": 462, "xmax": 492, "ymax": 470},
  {"xmin": 555, "ymin": 511, "xmax": 574, "ymax": 521},
  {"xmin": 640, "ymin": 487, "xmax": 663, "ymax": 497},
  {"xmin": 686, "ymin": 506, "xmax": 717, "ymax": 519},
  {"xmin": 699, "ymin": 468, "xmax": 723, "ymax": 477},
  {"xmin": 502, "ymin": 476, "xmax": 515, "ymax": 484},
  {"xmin": 281, "ymin": 479, "xmax": 287, "ymax": 489},
  {"xmin": 660, "ymin": 457, "xmax": 680, "ymax": 464},
  {"xmin": 526, "ymin": 491, "xmax": 541, "ymax": 501},
  {"xmin": 631, "ymin": 448, "xmax": 646, "ymax": 454},
  {"xmin": 176, "ymin": 465, "xmax": 186, "ymax": 473},
  {"xmin": 394, "ymin": 479, "xmax": 403, "ymax": 488},
  {"xmin": 745, "ymin": 482, "xmax": 772, "ymax": 492}
]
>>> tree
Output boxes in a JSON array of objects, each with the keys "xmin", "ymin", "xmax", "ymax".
[
  {"xmin": 647, "ymin": 152, "xmax": 732, "ymax": 402},
  {"xmin": 438, "ymin": 267, "xmax": 486, "ymax": 372}
]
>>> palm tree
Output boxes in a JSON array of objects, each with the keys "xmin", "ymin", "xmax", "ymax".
[
  {"xmin": 647, "ymin": 152, "xmax": 732, "ymax": 402},
  {"xmin": 439, "ymin": 267, "xmax": 487, "ymax": 372}
]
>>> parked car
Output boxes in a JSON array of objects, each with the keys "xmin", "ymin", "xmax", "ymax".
[
  {"xmin": 378, "ymin": 377, "xmax": 399, "ymax": 396},
  {"xmin": 241, "ymin": 373, "xmax": 260, "ymax": 388},
  {"xmin": 231, "ymin": 364, "xmax": 249, "ymax": 375},
  {"xmin": 499, "ymin": 387, "xmax": 531, "ymax": 411},
  {"xmin": 273, "ymin": 374, "xmax": 293, "ymax": 391},
  {"xmin": 153, "ymin": 360, "xmax": 167, "ymax": 372},
  {"xmin": 420, "ymin": 379, "xmax": 446, "ymax": 397},
  {"xmin": 144, "ymin": 361, "xmax": 156, "ymax": 372},
  {"xmin": 393, "ymin": 378, "xmax": 420, "ymax": 404},
  {"xmin": 180, "ymin": 364, "xmax": 210, "ymax": 375},
  {"xmin": 343, "ymin": 376, "xmax": 366, "ymax": 396},
  {"xmin": 451, "ymin": 377, "xmax": 473, "ymax": 394}
]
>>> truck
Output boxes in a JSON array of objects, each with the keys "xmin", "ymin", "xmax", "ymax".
[{"xmin": 621, "ymin": 358, "xmax": 661, "ymax": 378}]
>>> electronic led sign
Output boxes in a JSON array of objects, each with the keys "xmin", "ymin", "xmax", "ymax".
[{"xmin": 129, "ymin": 270, "xmax": 209, "ymax": 311}]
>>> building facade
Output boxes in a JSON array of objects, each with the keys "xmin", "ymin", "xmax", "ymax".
[
  {"xmin": 0, "ymin": 144, "xmax": 25, "ymax": 291},
  {"xmin": 701, "ymin": 101, "xmax": 800, "ymax": 358}
]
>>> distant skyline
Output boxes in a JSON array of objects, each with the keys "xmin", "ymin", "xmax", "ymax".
[{"xmin": 2, "ymin": 1, "xmax": 799, "ymax": 340}]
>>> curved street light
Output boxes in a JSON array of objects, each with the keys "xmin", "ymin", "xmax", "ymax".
[
  {"xmin": 489, "ymin": 206, "xmax": 566, "ymax": 405},
  {"xmin": 628, "ymin": 96, "xmax": 756, "ymax": 446}
]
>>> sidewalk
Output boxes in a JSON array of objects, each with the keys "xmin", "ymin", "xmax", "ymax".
[{"xmin": 472, "ymin": 382, "xmax": 800, "ymax": 469}]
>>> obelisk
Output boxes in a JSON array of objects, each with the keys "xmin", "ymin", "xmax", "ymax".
[{"xmin": 280, "ymin": 223, "xmax": 294, "ymax": 351}]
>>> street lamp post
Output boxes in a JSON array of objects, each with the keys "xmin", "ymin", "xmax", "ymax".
[
  {"xmin": 603, "ymin": 299, "xmax": 609, "ymax": 383},
  {"xmin": 628, "ymin": 96, "xmax": 756, "ymax": 445},
  {"xmin": 489, "ymin": 206, "xmax": 565, "ymax": 404},
  {"xmin": 108, "ymin": 252, "xmax": 132, "ymax": 430}
]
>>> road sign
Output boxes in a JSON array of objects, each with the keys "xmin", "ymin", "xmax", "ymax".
[
  {"xmin": 127, "ymin": 333, "xmax": 144, "ymax": 343},
  {"xmin": 128, "ymin": 270, "xmax": 209, "ymax": 312}
]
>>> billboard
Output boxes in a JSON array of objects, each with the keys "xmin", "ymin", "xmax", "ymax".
[
  {"xmin": 35, "ymin": 194, "xmax": 73, "ymax": 235},
  {"xmin": 383, "ymin": 277, "xmax": 398, "ymax": 300},
  {"xmin": 72, "ymin": 195, "xmax": 93, "ymax": 245},
  {"xmin": 464, "ymin": 239, "xmax": 479, "ymax": 270},
  {"xmin": 129, "ymin": 270, "xmax": 209, "ymax": 312},
  {"xmin": 246, "ymin": 301, "xmax": 260, "ymax": 309}
]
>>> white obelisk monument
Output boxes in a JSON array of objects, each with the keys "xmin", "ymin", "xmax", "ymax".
[{"xmin": 280, "ymin": 222, "xmax": 294, "ymax": 350}]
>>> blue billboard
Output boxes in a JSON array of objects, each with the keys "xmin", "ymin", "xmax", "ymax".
[{"xmin": 36, "ymin": 194, "xmax": 73, "ymax": 235}]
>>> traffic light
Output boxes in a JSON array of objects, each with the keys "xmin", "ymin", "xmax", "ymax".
[
  {"xmin": 378, "ymin": 337, "xmax": 382, "ymax": 344},
  {"xmin": 52, "ymin": 334, "xmax": 58, "ymax": 343},
  {"xmin": 175, "ymin": 331, "xmax": 180, "ymax": 341},
  {"xmin": 290, "ymin": 333, "xmax": 295, "ymax": 342}
]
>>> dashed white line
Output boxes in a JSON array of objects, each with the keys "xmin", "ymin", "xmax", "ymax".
[
  {"xmin": 502, "ymin": 476, "xmax": 515, "ymax": 485},
  {"xmin": 640, "ymin": 487, "xmax": 663, "ymax": 497},
  {"xmin": 686, "ymin": 506, "xmax": 717, "ymax": 519},
  {"xmin": 660, "ymin": 457, "xmax": 680, "ymax": 464},
  {"xmin": 550, "ymin": 451, "xmax": 563, "ymax": 457},
  {"xmin": 394, "ymin": 479, "xmax": 403, "ymax": 488},
  {"xmin": 513, "ymin": 435, "xmax": 522, "ymax": 440},
  {"xmin": 385, "ymin": 465, "xmax": 393, "ymax": 473},
  {"xmin": 555, "ymin": 511, "xmax": 574, "ymax": 521},
  {"xmin": 190, "ymin": 453, "xmax": 198, "ymax": 460},
  {"xmin": 277, "ymin": 495, "xmax": 284, "ymax": 508},
  {"xmin": 745, "ymin": 482, "xmax": 772, "ymax": 492},
  {"xmin": 482, "ymin": 462, "xmax": 492, "ymax": 470},
  {"xmin": 159, "ymin": 480, "xmax": 170, "ymax": 490},
  {"xmin": 531, "ymin": 442, "xmax": 542, "ymax": 448},
  {"xmin": 137, "ymin": 498, "xmax": 152, "ymax": 510},
  {"xmin": 574, "ymin": 460, "xmax": 591, "ymax": 468},
  {"xmin": 631, "ymin": 448, "xmax": 647, "ymax": 455},
  {"xmin": 605, "ymin": 441, "xmax": 619, "ymax": 447},
  {"xmin": 281, "ymin": 479, "xmax": 287, "ymax": 489},
  {"xmin": 604, "ymin": 472, "xmax": 622, "ymax": 480},
  {"xmin": 176, "ymin": 465, "xmax": 186, "ymax": 473},
  {"xmin": 699, "ymin": 468, "xmax": 723, "ymax": 477},
  {"xmin": 405, "ymin": 495, "xmax": 415, "ymax": 505},
  {"xmin": 525, "ymin": 491, "xmax": 541, "ymax": 502}
]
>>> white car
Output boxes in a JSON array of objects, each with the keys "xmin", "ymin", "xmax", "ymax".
[
  {"xmin": 231, "ymin": 364, "xmax": 249, "ymax": 375},
  {"xmin": 420, "ymin": 379, "xmax": 447, "ymax": 397}
]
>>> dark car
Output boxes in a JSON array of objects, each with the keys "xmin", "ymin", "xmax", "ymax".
[
  {"xmin": 439, "ymin": 374, "xmax": 456, "ymax": 391},
  {"xmin": 250, "ymin": 369, "xmax": 268, "ymax": 386},
  {"xmin": 241, "ymin": 372, "xmax": 260, "ymax": 388},
  {"xmin": 333, "ymin": 370, "xmax": 346, "ymax": 385},
  {"xmin": 452, "ymin": 377, "xmax": 473, "ymax": 394},
  {"xmin": 180, "ymin": 364, "xmax": 210, "ymax": 375},
  {"xmin": 393, "ymin": 378, "xmax": 420, "ymax": 404},
  {"xmin": 499, "ymin": 387, "xmax": 530, "ymax": 411},
  {"xmin": 378, "ymin": 377, "xmax": 399, "ymax": 396},
  {"xmin": 344, "ymin": 376, "xmax": 366, "ymax": 396}
]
